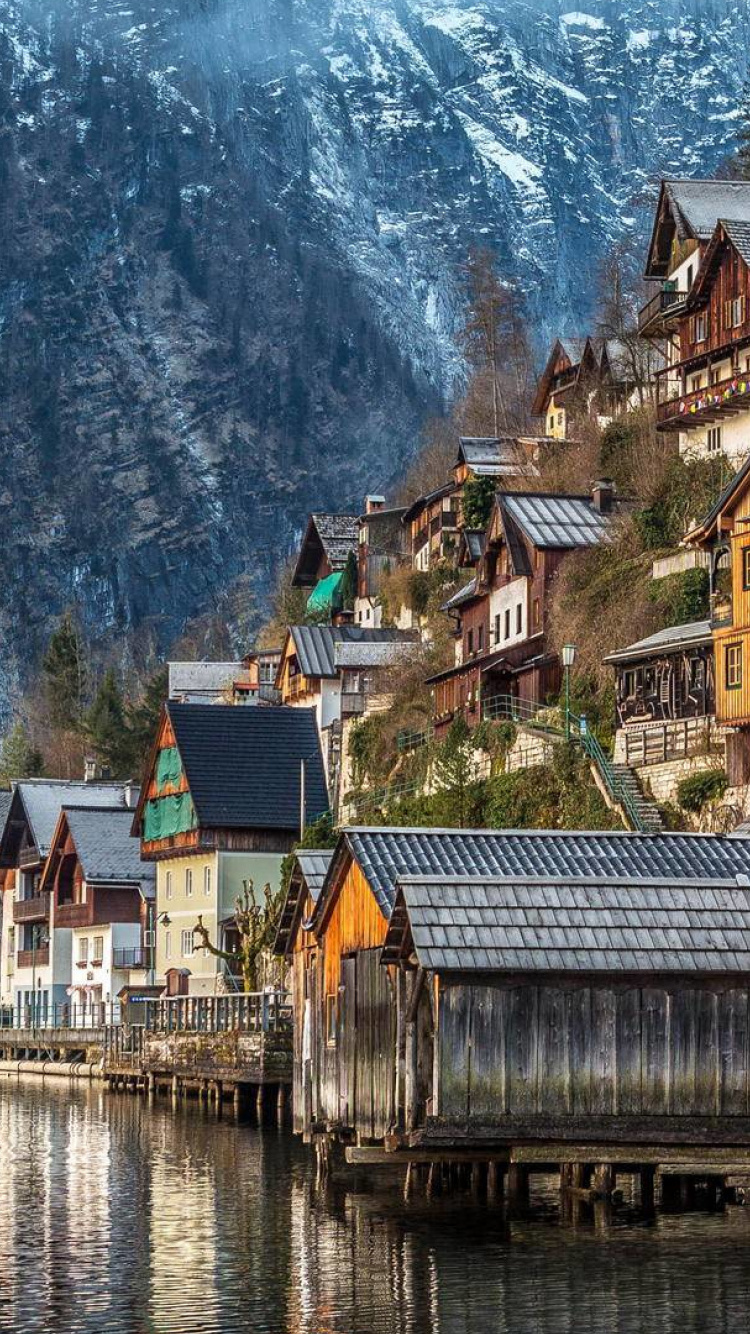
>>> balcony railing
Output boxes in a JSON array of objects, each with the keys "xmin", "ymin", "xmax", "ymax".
[
  {"xmin": 144, "ymin": 991, "xmax": 292, "ymax": 1035},
  {"xmin": 54, "ymin": 902, "xmax": 92, "ymax": 929},
  {"xmin": 16, "ymin": 947, "xmax": 49, "ymax": 969},
  {"xmin": 112, "ymin": 946, "xmax": 149, "ymax": 969},
  {"xmin": 13, "ymin": 892, "xmax": 51, "ymax": 924},
  {"xmin": 656, "ymin": 370, "xmax": 750, "ymax": 428},
  {"xmin": 638, "ymin": 287, "xmax": 687, "ymax": 335}
]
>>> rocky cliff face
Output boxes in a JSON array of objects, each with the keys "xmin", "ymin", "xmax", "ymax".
[{"xmin": 0, "ymin": 0, "xmax": 746, "ymax": 711}]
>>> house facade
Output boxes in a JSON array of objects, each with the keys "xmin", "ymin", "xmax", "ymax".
[
  {"xmin": 355, "ymin": 497, "xmax": 408, "ymax": 628},
  {"xmin": 642, "ymin": 179, "xmax": 750, "ymax": 463},
  {"xmin": 427, "ymin": 483, "xmax": 622, "ymax": 738},
  {"xmin": 531, "ymin": 338, "xmax": 637, "ymax": 440},
  {"xmin": 133, "ymin": 703, "xmax": 329, "ymax": 995},
  {"xmin": 0, "ymin": 780, "xmax": 139, "ymax": 1022},
  {"xmin": 40, "ymin": 806, "xmax": 154, "ymax": 1023}
]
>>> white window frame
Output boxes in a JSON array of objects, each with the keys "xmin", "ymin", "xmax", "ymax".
[
  {"xmin": 185, "ymin": 868, "xmax": 193, "ymax": 898},
  {"xmin": 181, "ymin": 929, "xmax": 194, "ymax": 958},
  {"xmin": 92, "ymin": 936, "xmax": 104, "ymax": 965},
  {"xmin": 707, "ymin": 426, "xmax": 722, "ymax": 454},
  {"xmin": 78, "ymin": 937, "xmax": 89, "ymax": 965},
  {"xmin": 165, "ymin": 870, "xmax": 173, "ymax": 901},
  {"xmin": 204, "ymin": 866, "xmax": 212, "ymax": 897},
  {"xmin": 165, "ymin": 930, "xmax": 172, "ymax": 961}
]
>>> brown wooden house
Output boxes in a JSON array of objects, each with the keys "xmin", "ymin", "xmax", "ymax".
[
  {"xmin": 277, "ymin": 827, "xmax": 750, "ymax": 1154},
  {"xmin": 402, "ymin": 483, "xmax": 461, "ymax": 572},
  {"xmin": 427, "ymin": 483, "xmax": 624, "ymax": 739}
]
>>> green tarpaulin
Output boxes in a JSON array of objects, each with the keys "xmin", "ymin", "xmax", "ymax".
[
  {"xmin": 156, "ymin": 745, "xmax": 183, "ymax": 792},
  {"xmin": 143, "ymin": 792, "xmax": 197, "ymax": 842},
  {"xmin": 306, "ymin": 571, "xmax": 344, "ymax": 616}
]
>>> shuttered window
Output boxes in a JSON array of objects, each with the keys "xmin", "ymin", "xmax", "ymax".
[
  {"xmin": 743, "ymin": 547, "xmax": 750, "ymax": 590},
  {"xmin": 726, "ymin": 643, "xmax": 743, "ymax": 691}
]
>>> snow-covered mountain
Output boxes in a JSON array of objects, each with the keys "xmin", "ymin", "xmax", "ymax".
[{"xmin": 0, "ymin": 0, "xmax": 747, "ymax": 703}]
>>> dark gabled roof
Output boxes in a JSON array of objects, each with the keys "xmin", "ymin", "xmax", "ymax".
[
  {"xmin": 463, "ymin": 531, "xmax": 486, "ymax": 562},
  {"xmin": 288, "ymin": 625, "xmax": 416, "ymax": 680},
  {"xmin": 685, "ymin": 452, "xmax": 750, "ymax": 544},
  {"xmin": 273, "ymin": 849, "xmax": 334, "ymax": 956},
  {"xmin": 721, "ymin": 218, "xmax": 750, "ymax": 268},
  {"xmin": 456, "ymin": 437, "xmax": 538, "ymax": 479},
  {"xmin": 500, "ymin": 492, "xmax": 617, "ymax": 550},
  {"xmin": 320, "ymin": 827, "xmax": 750, "ymax": 924},
  {"xmin": 645, "ymin": 179, "xmax": 750, "ymax": 278},
  {"xmin": 604, "ymin": 619, "xmax": 711, "ymax": 665},
  {"xmin": 383, "ymin": 875, "xmax": 750, "ymax": 973},
  {"xmin": 0, "ymin": 791, "xmax": 12, "ymax": 844},
  {"xmin": 3, "ymin": 781, "xmax": 138, "ymax": 862},
  {"xmin": 292, "ymin": 513, "xmax": 358, "ymax": 585},
  {"xmin": 500, "ymin": 507, "xmax": 533, "ymax": 576},
  {"xmin": 61, "ymin": 807, "xmax": 155, "ymax": 895},
  {"xmin": 401, "ymin": 482, "xmax": 457, "ymax": 526},
  {"xmin": 440, "ymin": 578, "xmax": 479, "ymax": 613},
  {"xmin": 160, "ymin": 704, "xmax": 329, "ymax": 833}
]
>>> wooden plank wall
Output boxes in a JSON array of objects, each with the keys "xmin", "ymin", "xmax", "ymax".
[{"xmin": 436, "ymin": 978, "xmax": 750, "ymax": 1123}]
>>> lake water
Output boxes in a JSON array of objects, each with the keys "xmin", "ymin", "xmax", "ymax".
[{"xmin": 1, "ymin": 1077, "xmax": 749, "ymax": 1333}]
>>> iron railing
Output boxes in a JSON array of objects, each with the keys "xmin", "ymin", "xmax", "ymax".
[
  {"xmin": 481, "ymin": 694, "xmax": 563, "ymax": 733},
  {"xmin": 0, "ymin": 999, "xmax": 122, "ymax": 1029},
  {"xmin": 571, "ymin": 719, "xmax": 646, "ymax": 833},
  {"xmin": 143, "ymin": 991, "xmax": 292, "ymax": 1035},
  {"xmin": 112, "ymin": 947, "xmax": 149, "ymax": 969}
]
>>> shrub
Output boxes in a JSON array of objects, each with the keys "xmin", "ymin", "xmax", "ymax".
[
  {"xmin": 676, "ymin": 769, "xmax": 728, "ymax": 813},
  {"xmin": 648, "ymin": 567, "xmax": 710, "ymax": 627}
]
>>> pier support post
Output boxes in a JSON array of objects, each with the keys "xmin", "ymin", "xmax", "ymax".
[
  {"xmin": 640, "ymin": 1166, "xmax": 656, "ymax": 1213},
  {"xmin": 506, "ymin": 1164, "xmax": 529, "ymax": 1208},
  {"xmin": 487, "ymin": 1162, "xmax": 501, "ymax": 1201},
  {"xmin": 276, "ymin": 1084, "xmax": 287, "ymax": 1126},
  {"xmin": 256, "ymin": 1085, "xmax": 265, "ymax": 1125},
  {"xmin": 592, "ymin": 1163, "xmax": 615, "ymax": 1198}
]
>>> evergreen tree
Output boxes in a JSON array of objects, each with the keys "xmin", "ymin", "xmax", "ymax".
[
  {"xmin": 0, "ymin": 722, "xmax": 44, "ymax": 787},
  {"xmin": 462, "ymin": 475, "xmax": 497, "ymax": 530},
  {"xmin": 127, "ymin": 665, "xmax": 168, "ymax": 770},
  {"xmin": 432, "ymin": 717, "xmax": 481, "ymax": 828},
  {"xmin": 86, "ymin": 669, "xmax": 134, "ymax": 778},
  {"xmin": 43, "ymin": 612, "xmax": 88, "ymax": 733},
  {"xmin": 339, "ymin": 550, "xmax": 358, "ymax": 610}
]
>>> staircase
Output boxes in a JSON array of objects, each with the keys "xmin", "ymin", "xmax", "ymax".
[{"xmin": 611, "ymin": 764, "xmax": 664, "ymax": 833}]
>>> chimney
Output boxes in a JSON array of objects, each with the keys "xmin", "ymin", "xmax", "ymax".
[
  {"xmin": 124, "ymin": 782, "xmax": 138, "ymax": 810},
  {"xmin": 83, "ymin": 756, "xmax": 98, "ymax": 783},
  {"xmin": 332, "ymin": 608, "xmax": 355, "ymax": 627},
  {"xmin": 591, "ymin": 479, "xmax": 615, "ymax": 514},
  {"xmin": 365, "ymin": 494, "xmax": 385, "ymax": 515}
]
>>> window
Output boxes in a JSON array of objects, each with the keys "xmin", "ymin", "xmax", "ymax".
[
  {"xmin": 516, "ymin": 603, "xmax": 522, "ymax": 634},
  {"xmin": 7, "ymin": 928, "xmax": 13, "ymax": 959},
  {"xmin": 504, "ymin": 608, "xmax": 511, "ymax": 641},
  {"xmin": 204, "ymin": 866, "xmax": 212, "ymax": 897},
  {"xmin": 325, "ymin": 994, "xmax": 337, "ymax": 1046},
  {"xmin": 729, "ymin": 295, "xmax": 746, "ymax": 328},
  {"xmin": 726, "ymin": 643, "xmax": 743, "ymax": 690},
  {"xmin": 185, "ymin": 868, "xmax": 193, "ymax": 898},
  {"xmin": 743, "ymin": 547, "xmax": 750, "ymax": 590},
  {"xmin": 623, "ymin": 670, "xmax": 636, "ymax": 697},
  {"xmin": 711, "ymin": 368, "xmax": 721, "ymax": 386},
  {"xmin": 533, "ymin": 598, "xmax": 541, "ymax": 630},
  {"xmin": 165, "ymin": 870, "xmax": 172, "ymax": 901},
  {"xmin": 707, "ymin": 426, "xmax": 722, "ymax": 454},
  {"xmin": 691, "ymin": 375, "xmax": 702, "ymax": 393},
  {"xmin": 548, "ymin": 415, "xmax": 554, "ymax": 432},
  {"xmin": 467, "ymin": 629, "xmax": 474, "ymax": 656},
  {"xmin": 92, "ymin": 937, "xmax": 103, "ymax": 965},
  {"xmin": 693, "ymin": 312, "xmax": 708, "ymax": 343},
  {"xmin": 494, "ymin": 613, "xmax": 501, "ymax": 644},
  {"xmin": 181, "ymin": 929, "xmax": 194, "ymax": 958},
  {"xmin": 477, "ymin": 624, "xmax": 484, "ymax": 652},
  {"xmin": 686, "ymin": 263, "xmax": 694, "ymax": 288},
  {"xmin": 78, "ymin": 938, "xmax": 88, "ymax": 965},
  {"xmin": 165, "ymin": 931, "xmax": 172, "ymax": 960},
  {"xmin": 557, "ymin": 412, "xmax": 563, "ymax": 427}
]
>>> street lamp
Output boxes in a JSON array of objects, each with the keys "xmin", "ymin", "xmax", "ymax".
[{"xmin": 562, "ymin": 643, "xmax": 577, "ymax": 742}]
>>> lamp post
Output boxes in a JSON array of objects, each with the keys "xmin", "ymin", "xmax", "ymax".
[{"xmin": 562, "ymin": 643, "xmax": 577, "ymax": 742}]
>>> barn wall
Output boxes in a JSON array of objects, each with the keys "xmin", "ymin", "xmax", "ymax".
[{"xmin": 435, "ymin": 976, "xmax": 750, "ymax": 1124}]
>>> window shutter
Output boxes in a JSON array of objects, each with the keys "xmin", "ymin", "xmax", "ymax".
[{"xmin": 724, "ymin": 299, "xmax": 731, "ymax": 328}]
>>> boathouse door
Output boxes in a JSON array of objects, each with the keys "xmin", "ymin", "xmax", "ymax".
[{"xmin": 338, "ymin": 956, "xmax": 357, "ymax": 1126}]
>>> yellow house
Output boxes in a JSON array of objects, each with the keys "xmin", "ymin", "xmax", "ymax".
[{"xmin": 132, "ymin": 701, "xmax": 329, "ymax": 995}]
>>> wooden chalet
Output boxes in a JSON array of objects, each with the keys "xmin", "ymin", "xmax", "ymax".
[
  {"xmin": 685, "ymin": 455, "xmax": 750, "ymax": 781},
  {"xmin": 355, "ymin": 496, "xmax": 408, "ymax": 627},
  {"xmin": 640, "ymin": 179, "xmax": 750, "ymax": 461},
  {"xmin": 402, "ymin": 483, "xmax": 460, "ymax": 572},
  {"xmin": 452, "ymin": 436, "xmax": 542, "ymax": 487},
  {"xmin": 604, "ymin": 620, "xmax": 717, "ymax": 768},
  {"xmin": 382, "ymin": 872, "xmax": 750, "ymax": 1154},
  {"xmin": 277, "ymin": 826, "xmax": 750, "ymax": 1157},
  {"xmin": 531, "ymin": 338, "xmax": 632, "ymax": 440},
  {"xmin": 292, "ymin": 511, "xmax": 359, "ymax": 621},
  {"xmin": 132, "ymin": 703, "xmax": 329, "ymax": 993},
  {"xmin": 427, "ymin": 483, "xmax": 623, "ymax": 739}
]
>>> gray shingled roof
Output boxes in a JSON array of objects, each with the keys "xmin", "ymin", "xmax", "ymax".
[
  {"xmin": 502, "ymin": 493, "xmax": 616, "ymax": 549},
  {"xmin": 457, "ymin": 437, "xmax": 536, "ymax": 478},
  {"xmin": 665, "ymin": 179, "xmax": 750, "ymax": 240},
  {"xmin": 273, "ymin": 848, "xmax": 335, "ymax": 955},
  {"xmin": 722, "ymin": 218, "xmax": 750, "ymax": 267},
  {"xmin": 168, "ymin": 661, "xmax": 243, "ymax": 699},
  {"xmin": 604, "ymin": 619, "xmax": 711, "ymax": 665},
  {"xmin": 334, "ymin": 640, "xmax": 418, "ymax": 669},
  {"xmin": 289, "ymin": 626, "xmax": 416, "ymax": 679},
  {"xmin": 295, "ymin": 850, "xmax": 334, "ymax": 903},
  {"xmin": 311, "ymin": 514, "xmax": 359, "ymax": 569},
  {"xmin": 385, "ymin": 875, "xmax": 750, "ymax": 973},
  {"xmin": 335, "ymin": 828, "xmax": 750, "ymax": 921},
  {"xmin": 64, "ymin": 807, "xmax": 155, "ymax": 896},
  {"xmin": 441, "ymin": 579, "xmax": 478, "ymax": 612},
  {"xmin": 0, "ymin": 792, "xmax": 12, "ymax": 842},
  {"xmin": 18, "ymin": 781, "xmax": 138, "ymax": 857}
]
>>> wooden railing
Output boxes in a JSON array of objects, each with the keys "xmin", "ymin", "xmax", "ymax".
[
  {"xmin": 638, "ymin": 287, "xmax": 687, "ymax": 334},
  {"xmin": 621, "ymin": 716, "xmax": 719, "ymax": 767},
  {"xmin": 13, "ymin": 892, "xmax": 51, "ymax": 923},
  {"xmin": 54, "ymin": 902, "xmax": 92, "ymax": 929},
  {"xmin": 656, "ymin": 370, "xmax": 750, "ymax": 425},
  {"xmin": 16, "ymin": 947, "xmax": 49, "ymax": 968},
  {"xmin": 144, "ymin": 992, "xmax": 292, "ymax": 1035}
]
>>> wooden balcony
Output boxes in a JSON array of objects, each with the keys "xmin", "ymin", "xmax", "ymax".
[
  {"xmin": 17, "ymin": 947, "xmax": 49, "ymax": 969},
  {"xmin": 18, "ymin": 846, "xmax": 40, "ymax": 869},
  {"xmin": 656, "ymin": 370, "xmax": 750, "ymax": 430},
  {"xmin": 638, "ymin": 287, "xmax": 687, "ymax": 336},
  {"xmin": 13, "ymin": 892, "xmax": 50, "ymax": 924},
  {"xmin": 55, "ymin": 901, "xmax": 92, "ymax": 929}
]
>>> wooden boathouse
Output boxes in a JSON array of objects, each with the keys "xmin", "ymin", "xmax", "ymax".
[{"xmin": 277, "ymin": 827, "xmax": 750, "ymax": 1197}]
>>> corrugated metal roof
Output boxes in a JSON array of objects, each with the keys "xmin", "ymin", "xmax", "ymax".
[
  {"xmin": 338, "ymin": 828, "xmax": 750, "ymax": 921},
  {"xmin": 387, "ymin": 875, "xmax": 750, "ymax": 973},
  {"xmin": 502, "ymin": 492, "xmax": 616, "ymax": 549},
  {"xmin": 64, "ymin": 807, "xmax": 155, "ymax": 897},
  {"xmin": 18, "ymin": 781, "xmax": 139, "ymax": 857},
  {"xmin": 604, "ymin": 619, "xmax": 711, "ymax": 665},
  {"xmin": 457, "ymin": 437, "xmax": 538, "ymax": 478},
  {"xmin": 665, "ymin": 179, "xmax": 750, "ymax": 240},
  {"xmin": 290, "ymin": 626, "xmax": 416, "ymax": 679}
]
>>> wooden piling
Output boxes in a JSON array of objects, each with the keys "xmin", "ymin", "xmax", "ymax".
[
  {"xmin": 640, "ymin": 1166, "xmax": 656, "ymax": 1212},
  {"xmin": 276, "ymin": 1084, "xmax": 287, "ymax": 1126},
  {"xmin": 506, "ymin": 1164, "xmax": 529, "ymax": 1207}
]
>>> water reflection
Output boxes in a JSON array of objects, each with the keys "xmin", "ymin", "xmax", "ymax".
[{"xmin": 0, "ymin": 1079, "xmax": 748, "ymax": 1333}]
